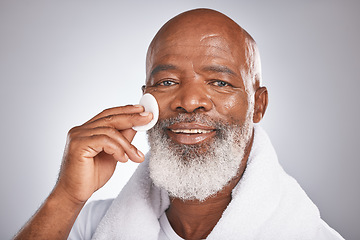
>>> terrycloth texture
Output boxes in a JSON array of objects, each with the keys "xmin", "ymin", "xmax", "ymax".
[
  {"xmin": 91, "ymin": 153, "xmax": 169, "ymax": 240},
  {"xmin": 92, "ymin": 126, "xmax": 341, "ymax": 240}
]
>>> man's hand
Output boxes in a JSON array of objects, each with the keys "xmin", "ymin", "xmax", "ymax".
[
  {"xmin": 13, "ymin": 105, "xmax": 152, "ymax": 240},
  {"xmin": 55, "ymin": 104, "xmax": 153, "ymax": 203}
]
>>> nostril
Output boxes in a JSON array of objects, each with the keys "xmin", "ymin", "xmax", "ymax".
[
  {"xmin": 176, "ymin": 106, "xmax": 187, "ymax": 112},
  {"xmin": 194, "ymin": 106, "xmax": 205, "ymax": 112},
  {"xmin": 175, "ymin": 106, "xmax": 207, "ymax": 113}
]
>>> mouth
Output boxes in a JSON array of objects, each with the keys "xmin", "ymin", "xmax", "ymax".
[
  {"xmin": 167, "ymin": 123, "xmax": 217, "ymax": 145},
  {"xmin": 170, "ymin": 129, "xmax": 214, "ymax": 134}
]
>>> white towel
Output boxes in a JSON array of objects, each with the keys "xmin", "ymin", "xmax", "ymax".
[{"xmin": 92, "ymin": 126, "xmax": 343, "ymax": 240}]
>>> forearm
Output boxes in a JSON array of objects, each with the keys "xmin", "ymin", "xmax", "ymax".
[
  {"xmin": 13, "ymin": 105, "xmax": 148, "ymax": 239},
  {"xmin": 13, "ymin": 186, "xmax": 85, "ymax": 240}
]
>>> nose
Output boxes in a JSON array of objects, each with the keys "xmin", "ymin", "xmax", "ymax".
[{"xmin": 170, "ymin": 82, "xmax": 213, "ymax": 113}]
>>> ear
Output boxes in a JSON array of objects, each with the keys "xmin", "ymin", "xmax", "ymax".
[
  {"xmin": 141, "ymin": 85, "xmax": 146, "ymax": 94},
  {"xmin": 253, "ymin": 87, "xmax": 268, "ymax": 123}
]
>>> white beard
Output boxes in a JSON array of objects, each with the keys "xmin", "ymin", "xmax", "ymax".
[{"xmin": 147, "ymin": 113, "xmax": 253, "ymax": 202}]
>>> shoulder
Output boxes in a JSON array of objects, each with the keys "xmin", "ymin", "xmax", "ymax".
[{"xmin": 68, "ymin": 199, "xmax": 114, "ymax": 240}]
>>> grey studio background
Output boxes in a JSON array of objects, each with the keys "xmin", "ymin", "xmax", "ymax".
[{"xmin": 0, "ymin": 1, "xmax": 359, "ymax": 239}]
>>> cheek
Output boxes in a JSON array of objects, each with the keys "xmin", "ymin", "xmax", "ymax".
[
  {"xmin": 147, "ymin": 91, "xmax": 172, "ymax": 120},
  {"xmin": 215, "ymin": 94, "xmax": 249, "ymax": 121}
]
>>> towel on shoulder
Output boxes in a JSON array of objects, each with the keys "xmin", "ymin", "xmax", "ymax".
[{"xmin": 70, "ymin": 126, "xmax": 344, "ymax": 240}]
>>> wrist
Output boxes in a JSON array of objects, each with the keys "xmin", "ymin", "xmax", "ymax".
[{"xmin": 50, "ymin": 183, "xmax": 87, "ymax": 210}]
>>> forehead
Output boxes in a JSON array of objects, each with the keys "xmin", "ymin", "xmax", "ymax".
[{"xmin": 147, "ymin": 32, "xmax": 246, "ymax": 76}]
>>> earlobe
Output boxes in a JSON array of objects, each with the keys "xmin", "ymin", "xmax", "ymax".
[{"xmin": 253, "ymin": 87, "xmax": 268, "ymax": 123}]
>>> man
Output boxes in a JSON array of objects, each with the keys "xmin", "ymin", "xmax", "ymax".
[{"xmin": 14, "ymin": 9, "xmax": 344, "ymax": 240}]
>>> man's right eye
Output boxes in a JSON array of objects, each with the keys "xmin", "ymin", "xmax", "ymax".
[{"xmin": 158, "ymin": 80, "xmax": 176, "ymax": 86}]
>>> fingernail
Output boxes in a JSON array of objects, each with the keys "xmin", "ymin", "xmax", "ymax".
[
  {"xmin": 140, "ymin": 111, "xmax": 150, "ymax": 116},
  {"xmin": 137, "ymin": 150, "xmax": 144, "ymax": 158},
  {"xmin": 134, "ymin": 104, "xmax": 143, "ymax": 108}
]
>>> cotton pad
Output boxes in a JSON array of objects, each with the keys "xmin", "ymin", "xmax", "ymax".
[{"xmin": 132, "ymin": 93, "xmax": 159, "ymax": 131}]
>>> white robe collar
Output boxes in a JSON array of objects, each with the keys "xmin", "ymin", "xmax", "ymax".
[{"xmin": 92, "ymin": 126, "xmax": 325, "ymax": 240}]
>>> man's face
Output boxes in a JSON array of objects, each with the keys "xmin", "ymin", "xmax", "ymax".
[
  {"xmin": 144, "ymin": 23, "xmax": 255, "ymax": 201},
  {"xmin": 145, "ymin": 32, "xmax": 253, "ymax": 144}
]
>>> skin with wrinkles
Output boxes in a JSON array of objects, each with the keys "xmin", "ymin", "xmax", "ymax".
[
  {"xmin": 143, "ymin": 9, "xmax": 268, "ymax": 239},
  {"xmin": 13, "ymin": 8, "xmax": 268, "ymax": 240}
]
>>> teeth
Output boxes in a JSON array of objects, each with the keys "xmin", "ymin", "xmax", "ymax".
[{"xmin": 171, "ymin": 129, "xmax": 213, "ymax": 134}]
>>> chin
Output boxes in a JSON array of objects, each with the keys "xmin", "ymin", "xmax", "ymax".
[{"xmin": 147, "ymin": 115, "xmax": 253, "ymax": 201}]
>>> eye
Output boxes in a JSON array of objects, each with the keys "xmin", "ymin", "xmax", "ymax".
[
  {"xmin": 158, "ymin": 80, "xmax": 177, "ymax": 86},
  {"xmin": 212, "ymin": 80, "xmax": 230, "ymax": 87}
]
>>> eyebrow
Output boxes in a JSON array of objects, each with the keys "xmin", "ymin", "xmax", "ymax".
[
  {"xmin": 150, "ymin": 64, "xmax": 177, "ymax": 77},
  {"xmin": 150, "ymin": 64, "xmax": 237, "ymax": 77},
  {"xmin": 202, "ymin": 65, "xmax": 237, "ymax": 76}
]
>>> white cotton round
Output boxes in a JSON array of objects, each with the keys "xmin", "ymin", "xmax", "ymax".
[{"xmin": 132, "ymin": 93, "xmax": 159, "ymax": 131}]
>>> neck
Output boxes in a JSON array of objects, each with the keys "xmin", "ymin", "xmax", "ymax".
[{"xmin": 166, "ymin": 132, "xmax": 254, "ymax": 239}]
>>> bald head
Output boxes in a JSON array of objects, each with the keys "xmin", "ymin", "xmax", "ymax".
[{"xmin": 146, "ymin": 8, "xmax": 262, "ymax": 93}]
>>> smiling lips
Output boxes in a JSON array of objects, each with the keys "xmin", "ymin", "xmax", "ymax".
[
  {"xmin": 171, "ymin": 129, "xmax": 213, "ymax": 134},
  {"xmin": 167, "ymin": 123, "xmax": 216, "ymax": 145}
]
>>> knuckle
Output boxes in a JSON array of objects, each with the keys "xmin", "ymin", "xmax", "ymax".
[
  {"xmin": 127, "ymin": 144, "xmax": 137, "ymax": 152},
  {"xmin": 97, "ymin": 134, "xmax": 112, "ymax": 144},
  {"xmin": 68, "ymin": 126, "xmax": 79, "ymax": 135},
  {"xmin": 103, "ymin": 115, "xmax": 114, "ymax": 122},
  {"xmin": 115, "ymin": 146, "xmax": 124, "ymax": 155},
  {"xmin": 107, "ymin": 127, "xmax": 120, "ymax": 135},
  {"xmin": 129, "ymin": 113, "xmax": 139, "ymax": 121},
  {"xmin": 68, "ymin": 126, "xmax": 81, "ymax": 139}
]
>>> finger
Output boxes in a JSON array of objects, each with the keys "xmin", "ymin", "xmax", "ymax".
[
  {"xmin": 84, "ymin": 112, "xmax": 153, "ymax": 131},
  {"xmin": 85, "ymin": 105, "xmax": 144, "ymax": 125},
  {"xmin": 121, "ymin": 128, "xmax": 137, "ymax": 142},
  {"xmin": 72, "ymin": 127, "xmax": 145, "ymax": 163},
  {"xmin": 73, "ymin": 135, "xmax": 128, "ymax": 162},
  {"xmin": 69, "ymin": 125, "xmax": 137, "ymax": 144}
]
